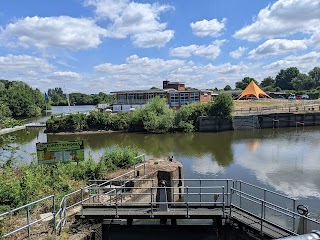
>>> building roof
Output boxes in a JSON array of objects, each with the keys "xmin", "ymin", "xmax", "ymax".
[{"xmin": 111, "ymin": 89, "xmax": 212, "ymax": 94}]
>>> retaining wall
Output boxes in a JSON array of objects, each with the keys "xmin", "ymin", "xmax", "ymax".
[{"xmin": 198, "ymin": 112, "xmax": 320, "ymax": 132}]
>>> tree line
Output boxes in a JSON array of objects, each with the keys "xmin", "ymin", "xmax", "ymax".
[
  {"xmin": 0, "ymin": 80, "xmax": 47, "ymax": 128},
  {"xmin": 48, "ymin": 87, "xmax": 115, "ymax": 106},
  {"xmin": 46, "ymin": 94, "xmax": 234, "ymax": 133},
  {"xmin": 222, "ymin": 66, "xmax": 320, "ymax": 93}
]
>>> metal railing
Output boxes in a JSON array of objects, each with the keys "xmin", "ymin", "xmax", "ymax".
[
  {"xmin": 83, "ymin": 184, "xmax": 227, "ymax": 219},
  {"xmin": 0, "ymin": 195, "xmax": 55, "ymax": 239},
  {"xmin": 230, "ymin": 187, "xmax": 320, "ymax": 236},
  {"xmin": 54, "ymin": 154, "xmax": 147, "ymax": 234}
]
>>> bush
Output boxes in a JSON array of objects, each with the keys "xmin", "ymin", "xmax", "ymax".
[
  {"xmin": 174, "ymin": 102, "xmax": 209, "ymax": 132},
  {"xmin": 208, "ymin": 93, "xmax": 234, "ymax": 119},
  {"xmin": 100, "ymin": 146, "xmax": 140, "ymax": 169}
]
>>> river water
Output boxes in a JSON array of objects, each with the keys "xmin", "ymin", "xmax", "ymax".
[{"xmin": 2, "ymin": 105, "xmax": 320, "ymax": 219}]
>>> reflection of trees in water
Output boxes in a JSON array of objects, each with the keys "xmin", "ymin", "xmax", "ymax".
[
  {"xmin": 48, "ymin": 131, "xmax": 235, "ymax": 167},
  {"xmin": 2, "ymin": 129, "xmax": 39, "ymax": 145}
]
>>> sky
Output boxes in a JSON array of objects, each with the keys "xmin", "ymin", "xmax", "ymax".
[{"xmin": 0, "ymin": 0, "xmax": 320, "ymax": 94}]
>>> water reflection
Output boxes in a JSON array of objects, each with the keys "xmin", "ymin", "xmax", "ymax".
[
  {"xmin": 48, "ymin": 132, "xmax": 234, "ymax": 167},
  {"xmin": 3, "ymin": 122, "xmax": 320, "ymax": 210}
]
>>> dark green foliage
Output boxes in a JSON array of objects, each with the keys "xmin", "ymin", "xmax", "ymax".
[
  {"xmin": 223, "ymin": 85, "xmax": 232, "ymax": 91},
  {"xmin": 291, "ymin": 73, "xmax": 316, "ymax": 90},
  {"xmin": 275, "ymin": 67, "xmax": 299, "ymax": 90},
  {"xmin": 174, "ymin": 102, "xmax": 209, "ymax": 132},
  {"xmin": 208, "ymin": 93, "xmax": 234, "ymax": 120},
  {"xmin": 261, "ymin": 76, "xmax": 275, "ymax": 88}
]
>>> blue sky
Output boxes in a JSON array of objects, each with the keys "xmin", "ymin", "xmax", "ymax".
[{"xmin": 0, "ymin": 0, "xmax": 319, "ymax": 93}]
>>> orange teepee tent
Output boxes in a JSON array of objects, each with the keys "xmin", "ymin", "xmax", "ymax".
[{"xmin": 236, "ymin": 81, "xmax": 271, "ymax": 100}]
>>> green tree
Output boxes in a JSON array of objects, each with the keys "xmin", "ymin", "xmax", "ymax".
[
  {"xmin": 261, "ymin": 76, "xmax": 275, "ymax": 88},
  {"xmin": 223, "ymin": 85, "xmax": 232, "ymax": 91},
  {"xmin": 235, "ymin": 77, "xmax": 259, "ymax": 90},
  {"xmin": 209, "ymin": 93, "xmax": 234, "ymax": 119},
  {"xmin": 309, "ymin": 67, "xmax": 320, "ymax": 86},
  {"xmin": 291, "ymin": 73, "xmax": 316, "ymax": 91},
  {"xmin": 275, "ymin": 67, "xmax": 299, "ymax": 90}
]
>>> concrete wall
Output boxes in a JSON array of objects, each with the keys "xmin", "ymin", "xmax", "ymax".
[
  {"xmin": 258, "ymin": 112, "xmax": 320, "ymax": 129},
  {"xmin": 198, "ymin": 117, "xmax": 233, "ymax": 132},
  {"xmin": 198, "ymin": 113, "xmax": 320, "ymax": 132}
]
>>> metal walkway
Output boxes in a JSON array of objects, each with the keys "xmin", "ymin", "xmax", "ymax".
[{"xmin": 2, "ymin": 173, "xmax": 320, "ymax": 239}]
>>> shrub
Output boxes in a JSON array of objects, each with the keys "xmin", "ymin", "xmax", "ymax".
[{"xmin": 208, "ymin": 93, "xmax": 234, "ymax": 119}]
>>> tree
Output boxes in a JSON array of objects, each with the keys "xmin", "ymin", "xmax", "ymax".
[
  {"xmin": 209, "ymin": 93, "xmax": 234, "ymax": 119},
  {"xmin": 275, "ymin": 67, "xmax": 299, "ymax": 90},
  {"xmin": 223, "ymin": 85, "xmax": 232, "ymax": 91},
  {"xmin": 291, "ymin": 73, "xmax": 316, "ymax": 91},
  {"xmin": 309, "ymin": 67, "xmax": 320, "ymax": 86},
  {"xmin": 235, "ymin": 77, "xmax": 259, "ymax": 90},
  {"xmin": 261, "ymin": 77, "xmax": 275, "ymax": 88}
]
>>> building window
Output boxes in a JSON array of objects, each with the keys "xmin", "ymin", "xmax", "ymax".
[
  {"xmin": 170, "ymin": 93, "xmax": 179, "ymax": 106},
  {"xmin": 190, "ymin": 93, "xmax": 199, "ymax": 102},
  {"xmin": 180, "ymin": 93, "xmax": 189, "ymax": 105},
  {"xmin": 118, "ymin": 94, "xmax": 127, "ymax": 104}
]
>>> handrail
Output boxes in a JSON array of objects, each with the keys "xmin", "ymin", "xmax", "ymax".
[
  {"xmin": 0, "ymin": 195, "xmax": 55, "ymax": 239},
  {"xmin": 230, "ymin": 188, "xmax": 320, "ymax": 235}
]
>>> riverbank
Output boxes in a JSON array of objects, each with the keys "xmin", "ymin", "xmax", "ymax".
[{"xmin": 0, "ymin": 125, "xmax": 25, "ymax": 135}]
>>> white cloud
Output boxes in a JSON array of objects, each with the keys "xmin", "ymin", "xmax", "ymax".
[
  {"xmin": 310, "ymin": 31, "xmax": 320, "ymax": 50},
  {"xmin": 131, "ymin": 30, "xmax": 174, "ymax": 48},
  {"xmin": 85, "ymin": 0, "xmax": 174, "ymax": 48},
  {"xmin": 0, "ymin": 16, "xmax": 107, "ymax": 50},
  {"xmin": 0, "ymin": 54, "xmax": 53, "ymax": 74},
  {"xmin": 94, "ymin": 54, "xmax": 185, "ymax": 75},
  {"xmin": 47, "ymin": 71, "xmax": 83, "ymax": 80},
  {"xmin": 249, "ymin": 39, "xmax": 307, "ymax": 59},
  {"xmin": 170, "ymin": 40, "xmax": 226, "ymax": 60},
  {"xmin": 263, "ymin": 51, "xmax": 320, "ymax": 74},
  {"xmin": 230, "ymin": 47, "xmax": 247, "ymax": 59},
  {"xmin": 234, "ymin": 0, "xmax": 320, "ymax": 41},
  {"xmin": 190, "ymin": 18, "xmax": 227, "ymax": 37}
]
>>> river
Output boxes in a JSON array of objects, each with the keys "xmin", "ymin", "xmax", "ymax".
[{"xmin": 2, "ymin": 105, "xmax": 320, "ymax": 218}]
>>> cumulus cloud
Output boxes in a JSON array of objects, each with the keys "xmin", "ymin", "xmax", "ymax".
[
  {"xmin": 0, "ymin": 16, "xmax": 107, "ymax": 50},
  {"xmin": 170, "ymin": 40, "xmax": 226, "ymax": 60},
  {"xmin": 47, "ymin": 71, "xmax": 83, "ymax": 80},
  {"xmin": 249, "ymin": 39, "xmax": 308, "ymax": 59},
  {"xmin": 85, "ymin": 0, "xmax": 174, "ymax": 48},
  {"xmin": 94, "ymin": 54, "xmax": 185, "ymax": 75},
  {"xmin": 131, "ymin": 30, "xmax": 174, "ymax": 48},
  {"xmin": 0, "ymin": 54, "xmax": 53, "ymax": 74},
  {"xmin": 229, "ymin": 47, "xmax": 247, "ymax": 59},
  {"xmin": 234, "ymin": 0, "xmax": 320, "ymax": 41},
  {"xmin": 263, "ymin": 51, "xmax": 320, "ymax": 74},
  {"xmin": 190, "ymin": 18, "xmax": 227, "ymax": 37}
]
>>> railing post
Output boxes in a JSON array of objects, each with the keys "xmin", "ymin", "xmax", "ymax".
[
  {"xmin": 150, "ymin": 187, "xmax": 154, "ymax": 218},
  {"xmin": 186, "ymin": 186, "xmax": 189, "ymax": 218},
  {"xmin": 26, "ymin": 205, "xmax": 31, "ymax": 239},
  {"xmin": 134, "ymin": 164, "xmax": 136, "ymax": 178},
  {"xmin": 293, "ymin": 199, "xmax": 296, "ymax": 232},
  {"xmin": 144, "ymin": 163, "xmax": 146, "ymax": 176},
  {"xmin": 260, "ymin": 200, "xmax": 265, "ymax": 236},
  {"xmin": 239, "ymin": 181, "xmax": 242, "ymax": 209},
  {"xmin": 81, "ymin": 188, "xmax": 83, "ymax": 203},
  {"xmin": 53, "ymin": 196, "xmax": 56, "ymax": 235},
  {"xmin": 115, "ymin": 189, "xmax": 118, "ymax": 218},
  {"xmin": 199, "ymin": 179, "xmax": 202, "ymax": 203},
  {"xmin": 222, "ymin": 187, "xmax": 225, "ymax": 219},
  {"xmin": 263, "ymin": 188, "xmax": 267, "ymax": 219},
  {"xmin": 226, "ymin": 180, "xmax": 229, "ymax": 206},
  {"xmin": 229, "ymin": 188, "xmax": 233, "ymax": 218}
]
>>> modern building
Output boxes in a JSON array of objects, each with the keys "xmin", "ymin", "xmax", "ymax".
[{"xmin": 109, "ymin": 80, "xmax": 213, "ymax": 111}]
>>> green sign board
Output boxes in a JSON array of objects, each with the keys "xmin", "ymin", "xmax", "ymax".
[{"xmin": 36, "ymin": 140, "xmax": 84, "ymax": 164}]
